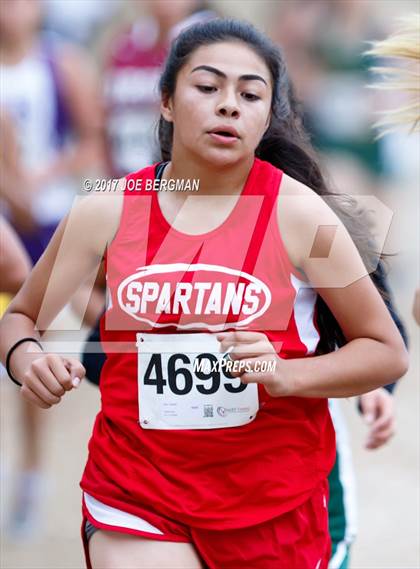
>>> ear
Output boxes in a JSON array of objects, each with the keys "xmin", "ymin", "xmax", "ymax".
[{"xmin": 161, "ymin": 93, "xmax": 174, "ymax": 123}]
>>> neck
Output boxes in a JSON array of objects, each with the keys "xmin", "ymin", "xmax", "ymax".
[
  {"xmin": 0, "ymin": 34, "xmax": 37, "ymax": 64},
  {"xmin": 164, "ymin": 148, "xmax": 255, "ymax": 196}
]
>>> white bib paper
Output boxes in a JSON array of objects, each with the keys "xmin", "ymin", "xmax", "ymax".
[{"xmin": 136, "ymin": 333, "xmax": 259, "ymax": 430}]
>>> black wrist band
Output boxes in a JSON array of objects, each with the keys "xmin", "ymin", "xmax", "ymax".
[{"xmin": 5, "ymin": 338, "xmax": 43, "ymax": 387}]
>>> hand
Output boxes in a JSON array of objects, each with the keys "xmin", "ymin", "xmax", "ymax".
[
  {"xmin": 359, "ymin": 388, "xmax": 395, "ymax": 450},
  {"xmin": 217, "ymin": 331, "xmax": 292, "ymax": 397},
  {"xmin": 20, "ymin": 353, "xmax": 86, "ymax": 409}
]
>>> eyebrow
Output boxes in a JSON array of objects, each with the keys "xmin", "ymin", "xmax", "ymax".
[{"xmin": 191, "ymin": 65, "xmax": 268, "ymax": 86}]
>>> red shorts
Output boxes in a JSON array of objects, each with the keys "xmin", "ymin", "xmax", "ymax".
[{"xmin": 82, "ymin": 479, "xmax": 330, "ymax": 569}]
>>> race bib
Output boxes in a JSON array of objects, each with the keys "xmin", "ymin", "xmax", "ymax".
[{"xmin": 136, "ymin": 333, "xmax": 259, "ymax": 430}]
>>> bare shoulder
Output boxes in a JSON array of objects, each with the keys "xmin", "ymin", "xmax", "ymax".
[
  {"xmin": 67, "ymin": 179, "xmax": 125, "ymax": 257},
  {"xmin": 277, "ymin": 174, "xmax": 366, "ymax": 287},
  {"xmin": 278, "ymin": 173, "xmax": 335, "ymax": 219},
  {"xmin": 277, "ymin": 174, "xmax": 340, "ymax": 269}
]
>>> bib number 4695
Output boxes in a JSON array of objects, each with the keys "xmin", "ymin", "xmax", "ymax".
[{"xmin": 143, "ymin": 352, "xmax": 246, "ymax": 396}]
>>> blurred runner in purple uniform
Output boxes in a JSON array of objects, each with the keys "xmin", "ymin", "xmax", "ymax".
[{"xmin": 0, "ymin": 0, "xmax": 102, "ymax": 538}]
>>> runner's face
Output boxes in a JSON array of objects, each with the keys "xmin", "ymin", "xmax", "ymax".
[{"xmin": 162, "ymin": 41, "xmax": 273, "ymax": 167}]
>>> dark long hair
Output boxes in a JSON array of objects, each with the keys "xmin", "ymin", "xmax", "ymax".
[{"xmin": 158, "ymin": 18, "xmax": 387, "ymax": 353}]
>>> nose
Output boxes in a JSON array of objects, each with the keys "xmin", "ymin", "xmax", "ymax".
[{"xmin": 216, "ymin": 90, "xmax": 240, "ymax": 119}]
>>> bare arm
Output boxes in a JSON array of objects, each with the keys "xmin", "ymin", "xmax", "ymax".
[
  {"xmin": 38, "ymin": 45, "xmax": 105, "ymax": 181},
  {"xmin": 70, "ymin": 263, "xmax": 106, "ymax": 328},
  {"xmin": 0, "ymin": 48, "xmax": 104, "ymax": 232},
  {"xmin": 0, "ymin": 188, "xmax": 123, "ymax": 406},
  {"xmin": 51, "ymin": 47, "xmax": 104, "ymax": 173},
  {"xmin": 0, "ymin": 111, "xmax": 34, "ymax": 230},
  {"xmin": 278, "ymin": 175, "xmax": 408, "ymax": 396},
  {"xmin": 218, "ymin": 175, "xmax": 408, "ymax": 398},
  {"xmin": 0, "ymin": 216, "xmax": 31, "ymax": 293}
]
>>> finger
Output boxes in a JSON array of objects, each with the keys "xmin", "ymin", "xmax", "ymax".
[
  {"xmin": 223, "ymin": 357, "xmax": 257, "ymax": 378},
  {"xmin": 359, "ymin": 394, "xmax": 377, "ymax": 425},
  {"xmin": 217, "ymin": 331, "xmax": 265, "ymax": 351},
  {"xmin": 366, "ymin": 437, "xmax": 382, "ymax": 450},
  {"xmin": 217, "ymin": 331, "xmax": 265, "ymax": 343},
  {"xmin": 368, "ymin": 424, "xmax": 392, "ymax": 445},
  {"xmin": 366, "ymin": 427, "xmax": 395, "ymax": 450},
  {"xmin": 47, "ymin": 355, "xmax": 74, "ymax": 392},
  {"xmin": 22, "ymin": 375, "xmax": 60, "ymax": 406},
  {"xmin": 239, "ymin": 369, "xmax": 266, "ymax": 384},
  {"xmin": 64, "ymin": 358, "xmax": 86, "ymax": 389},
  {"xmin": 218, "ymin": 336, "xmax": 234, "ymax": 353},
  {"xmin": 370, "ymin": 396, "xmax": 393, "ymax": 422},
  {"xmin": 21, "ymin": 385, "xmax": 52, "ymax": 409},
  {"xmin": 234, "ymin": 356, "xmax": 270, "ymax": 380},
  {"xmin": 366, "ymin": 419, "xmax": 395, "ymax": 448},
  {"xmin": 38, "ymin": 368, "xmax": 66, "ymax": 396},
  {"xmin": 230, "ymin": 341, "xmax": 273, "ymax": 361},
  {"xmin": 219, "ymin": 338, "xmax": 269, "ymax": 356},
  {"xmin": 31, "ymin": 357, "xmax": 66, "ymax": 396},
  {"xmin": 369, "ymin": 400, "xmax": 394, "ymax": 430},
  {"xmin": 371, "ymin": 412, "xmax": 394, "ymax": 433}
]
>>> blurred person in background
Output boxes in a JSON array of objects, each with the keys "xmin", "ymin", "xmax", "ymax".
[
  {"xmin": 0, "ymin": 216, "xmax": 31, "ymax": 295},
  {"xmin": 0, "ymin": 216, "xmax": 31, "ymax": 388},
  {"xmin": 0, "ymin": 0, "xmax": 103, "ymax": 538},
  {"xmin": 367, "ymin": 13, "xmax": 420, "ymax": 326},
  {"xmin": 270, "ymin": 4, "xmax": 409, "ymax": 568},
  {"xmin": 102, "ymin": 0, "xmax": 216, "ymax": 177},
  {"xmin": 0, "ymin": 217, "xmax": 31, "ymax": 482},
  {"xmin": 42, "ymin": 0, "xmax": 119, "ymax": 48},
  {"xmin": 271, "ymin": 0, "xmax": 388, "ymax": 195}
]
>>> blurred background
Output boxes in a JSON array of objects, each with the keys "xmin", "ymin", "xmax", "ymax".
[{"xmin": 0, "ymin": 1, "xmax": 419, "ymax": 568}]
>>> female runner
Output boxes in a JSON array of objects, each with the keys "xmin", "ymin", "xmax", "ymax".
[{"xmin": 0, "ymin": 19, "xmax": 408, "ymax": 569}]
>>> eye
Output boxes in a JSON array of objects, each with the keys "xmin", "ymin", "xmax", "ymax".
[
  {"xmin": 196, "ymin": 85, "xmax": 217, "ymax": 93},
  {"xmin": 242, "ymin": 92, "xmax": 260, "ymax": 102}
]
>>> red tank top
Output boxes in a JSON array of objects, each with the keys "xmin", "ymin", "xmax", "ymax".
[{"xmin": 80, "ymin": 157, "xmax": 335, "ymax": 530}]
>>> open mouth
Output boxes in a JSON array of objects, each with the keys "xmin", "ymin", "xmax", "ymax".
[
  {"xmin": 209, "ymin": 130, "xmax": 239, "ymax": 140},
  {"xmin": 213, "ymin": 130, "xmax": 237, "ymax": 138}
]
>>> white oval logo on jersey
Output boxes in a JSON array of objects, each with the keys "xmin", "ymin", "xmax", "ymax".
[{"xmin": 117, "ymin": 263, "xmax": 271, "ymax": 331}]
